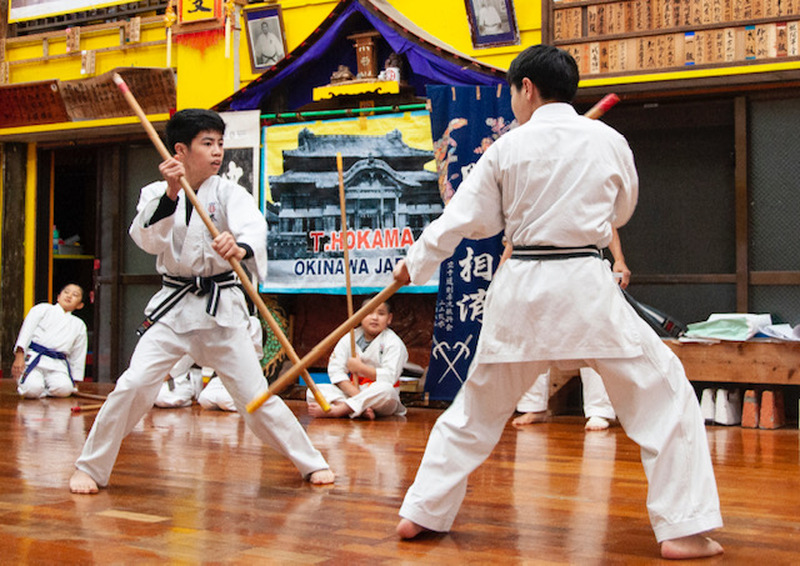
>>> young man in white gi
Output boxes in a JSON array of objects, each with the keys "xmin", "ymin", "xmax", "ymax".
[
  {"xmin": 306, "ymin": 298, "xmax": 408, "ymax": 420},
  {"xmin": 12, "ymin": 283, "xmax": 87, "ymax": 398},
  {"xmin": 70, "ymin": 109, "xmax": 334, "ymax": 493},
  {"xmin": 392, "ymin": 45, "xmax": 723, "ymax": 559}
]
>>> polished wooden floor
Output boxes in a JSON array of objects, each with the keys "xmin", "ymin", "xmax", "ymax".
[{"xmin": 1, "ymin": 379, "xmax": 798, "ymax": 565}]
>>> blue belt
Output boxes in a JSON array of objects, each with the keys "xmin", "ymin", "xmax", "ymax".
[
  {"xmin": 137, "ymin": 271, "xmax": 240, "ymax": 336},
  {"xmin": 20, "ymin": 341, "xmax": 73, "ymax": 384}
]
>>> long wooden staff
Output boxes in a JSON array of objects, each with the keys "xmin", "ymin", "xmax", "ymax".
[
  {"xmin": 247, "ymin": 92, "xmax": 621, "ymax": 413},
  {"xmin": 584, "ymin": 93, "xmax": 620, "ymax": 120},
  {"xmin": 336, "ymin": 152, "xmax": 358, "ymax": 385},
  {"xmin": 247, "ymin": 279, "xmax": 403, "ymax": 412},
  {"xmin": 73, "ymin": 390, "xmax": 108, "ymax": 402},
  {"xmin": 71, "ymin": 403, "xmax": 104, "ymax": 414},
  {"xmin": 112, "ymin": 73, "xmax": 330, "ymax": 412}
]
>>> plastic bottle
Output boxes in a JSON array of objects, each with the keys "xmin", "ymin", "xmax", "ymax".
[{"xmin": 53, "ymin": 226, "xmax": 60, "ymax": 254}]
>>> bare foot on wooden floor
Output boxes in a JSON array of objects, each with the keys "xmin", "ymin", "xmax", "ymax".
[
  {"xmin": 512, "ymin": 411, "xmax": 547, "ymax": 426},
  {"xmin": 396, "ymin": 518, "xmax": 429, "ymax": 539},
  {"xmin": 584, "ymin": 416, "xmax": 610, "ymax": 431},
  {"xmin": 660, "ymin": 534, "xmax": 723, "ymax": 559},
  {"xmin": 308, "ymin": 401, "xmax": 351, "ymax": 418},
  {"xmin": 308, "ymin": 469, "xmax": 335, "ymax": 485},
  {"xmin": 69, "ymin": 469, "xmax": 99, "ymax": 494}
]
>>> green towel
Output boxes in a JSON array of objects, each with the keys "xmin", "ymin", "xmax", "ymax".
[{"xmin": 684, "ymin": 319, "xmax": 755, "ymax": 341}]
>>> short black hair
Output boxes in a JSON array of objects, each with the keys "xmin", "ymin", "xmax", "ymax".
[
  {"xmin": 166, "ymin": 109, "xmax": 226, "ymax": 154},
  {"xmin": 59, "ymin": 282, "xmax": 84, "ymax": 300},
  {"xmin": 361, "ymin": 294, "xmax": 392, "ymax": 313},
  {"xmin": 506, "ymin": 44, "xmax": 579, "ymax": 103}
]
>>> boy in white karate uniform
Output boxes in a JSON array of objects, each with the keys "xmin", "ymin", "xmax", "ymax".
[
  {"xmin": 70, "ymin": 109, "xmax": 333, "ymax": 494},
  {"xmin": 307, "ymin": 298, "xmax": 407, "ymax": 420},
  {"xmin": 393, "ymin": 45, "xmax": 722, "ymax": 559},
  {"xmin": 13, "ymin": 283, "xmax": 87, "ymax": 398}
]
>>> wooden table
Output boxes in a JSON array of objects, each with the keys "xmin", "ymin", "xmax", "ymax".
[{"xmin": 664, "ymin": 339, "xmax": 800, "ymax": 385}]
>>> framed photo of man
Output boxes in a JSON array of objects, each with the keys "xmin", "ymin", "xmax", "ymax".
[
  {"xmin": 464, "ymin": 0, "xmax": 519, "ymax": 48},
  {"xmin": 244, "ymin": 5, "xmax": 288, "ymax": 74}
]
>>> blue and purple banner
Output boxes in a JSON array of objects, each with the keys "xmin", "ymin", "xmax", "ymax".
[{"xmin": 424, "ymin": 85, "xmax": 515, "ymax": 401}]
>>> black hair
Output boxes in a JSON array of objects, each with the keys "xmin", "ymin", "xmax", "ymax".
[
  {"xmin": 166, "ymin": 109, "xmax": 226, "ymax": 154},
  {"xmin": 59, "ymin": 282, "xmax": 84, "ymax": 300},
  {"xmin": 506, "ymin": 44, "xmax": 579, "ymax": 103},
  {"xmin": 361, "ymin": 294, "xmax": 392, "ymax": 313}
]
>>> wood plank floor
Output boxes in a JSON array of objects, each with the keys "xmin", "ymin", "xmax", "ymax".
[{"xmin": 1, "ymin": 379, "xmax": 798, "ymax": 565}]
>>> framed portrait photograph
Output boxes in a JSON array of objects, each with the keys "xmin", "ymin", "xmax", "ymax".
[
  {"xmin": 244, "ymin": 5, "xmax": 288, "ymax": 74},
  {"xmin": 464, "ymin": 0, "xmax": 519, "ymax": 48}
]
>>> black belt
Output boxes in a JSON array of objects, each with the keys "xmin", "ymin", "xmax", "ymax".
[
  {"xmin": 136, "ymin": 271, "xmax": 240, "ymax": 336},
  {"xmin": 509, "ymin": 245, "xmax": 601, "ymax": 261}
]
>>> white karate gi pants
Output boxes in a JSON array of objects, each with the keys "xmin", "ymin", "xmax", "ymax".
[
  {"xmin": 400, "ymin": 316, "xmax": 722, "ymax": 543},
  {"xmin": 307, "ymin": 382, "xmax": 406, "ymax": 418},
  {"xmin": 75, "ymin": 323, "xmax": 328, "ymax": 485},
  {"xmin": 198, "ymin": 377, "xmax": 237, "ymax": 411},
  {"xmin": 18, "ymin": 367, "xmax": 75, "ymax": 398},
  {"xmin": 515, "ymin": 368, "xmax": 615, "ymax": 420}
]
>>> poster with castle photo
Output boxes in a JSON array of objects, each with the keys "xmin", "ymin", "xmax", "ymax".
[{"xmin": 260, "ymin": 111, "xmax": 441, "ymax": 294}]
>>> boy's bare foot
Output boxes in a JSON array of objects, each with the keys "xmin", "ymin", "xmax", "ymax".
[
  {"xmin": 512, "ymin": 411, "xmax": 547, "ymax": 426},
  {"xmin": 585, "ymin": 416, "xmax": 610, "ymax": 431},
  {"xmin": 396, "ymin": 518, "xmax": 429, "ymax": 539},
  {"xmin": 364, "ymin": 408, "xmax": 376, "ymax": 420},
  {"xmin": 308, "ymin": 401, "xmax": 351, "ymax": 418},
  {"xmin": 308, "ymin": 469, "xmax": 335, "ymax": 485},
  {"xmin": 660, "ymin": 534, "xmax": 723, "ymax": 559},
  {"xmin": 69, "ymin": 469, "xmax": 99, "ymax": 494}
]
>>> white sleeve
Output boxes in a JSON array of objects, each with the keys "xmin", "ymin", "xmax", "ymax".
[
  {"xmin": 14, "ymin": 303, "xmax": 48, "ymax": 352},
  {"xmin": 405, "ymin": 143, "xmax": 504, "ymax": 284},
  {"xmin": 373, "ymin": 331, "xmax": 408, "ymax": 386},
  {"xmin": 610, "ymin": 136, "xmax": 639, "ymax": 228},
  {"xmin": 169, "ymin": 354, "xmax": 196, "ymax": 378},
  {"xmin": 326, "ymin": 334, "xmax": 353, "ymax": 384},
  {"xmin": 226, "ymin": 184, "xmax": 268, "ymax": 282},
  {"xmin": 129, "ymin": 181, "xmax": 177, "ymax": 255},
  {"xmin": 67, "ymin": 321, "xmax": 88, "ymax": 382}
]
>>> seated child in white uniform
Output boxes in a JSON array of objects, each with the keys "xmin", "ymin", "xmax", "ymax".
[
  {"xmin": 154, "ymin": 316, "xmax": 262, "ymax": 410},
  {"xmin": 153, "ymin": 354, "xmax": 204, "ymax": 408},
  {"xmin": 12, "ymin": 283, "xmax": 88, "ymax": 398},
  {"xmin": 307, "ymin": 297, "xmax": 408, "ymax": 420}
]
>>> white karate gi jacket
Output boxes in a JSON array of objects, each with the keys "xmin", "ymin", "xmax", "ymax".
[
  {"xmin": 129, "ymin": 175, "xmax": 266, "ymax": 332},
  {"xmin": 405, "ymin": 103, "xmax": 641, "ymax": 362},
  {"xmin": 15, "ymin": 302, "xmax": 87, "ymax": 380},
  {"xmin": 327, "ymin": 327, "xmax": 408, "ymax": 388}
]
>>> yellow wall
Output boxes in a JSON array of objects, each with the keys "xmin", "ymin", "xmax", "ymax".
[
  {"xmin": 24, "ymin": 143, "xmax": 37, "ymax": 313},
  {"xmin": 6, "ymin": 18, "xmax": 168, "ymax": 84},
  {"xmin": 5, "ymin": 1, "xmax": 800, "ymax": 112}
]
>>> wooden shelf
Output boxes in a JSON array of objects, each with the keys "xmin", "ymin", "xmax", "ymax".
[{"xmin": 547, "ymin": 0, "xmax": 800, "ymax": 76}]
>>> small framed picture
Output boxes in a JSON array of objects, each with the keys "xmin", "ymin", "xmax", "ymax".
[
  {"xmin": 464, "ymin": 0, "xmax": 519, "ymax": 48},
  {"xmin": 244, "ymin": 5, "xmax": 288, "ymax": 74}
]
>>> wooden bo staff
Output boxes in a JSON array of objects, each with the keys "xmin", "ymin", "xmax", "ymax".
[
  {"xmin": 584, "ymin": 93, "xmax": 620, "ymax": 120},
  {"xmin": 71, "ymin": 403, "xmax": 104, "ymax": 413},
  {"xmin": 247, "ymin": 279, "xmax": 404, "ymax": 413},
  {"xmin": 336, "ymin": 152, "xmax": 358, "ymax": 384},
  {"xmin": 111, "ymin": 73, "xmax": 330, "ymax": 412},
  {"xmin": 73, "ymin": 390, "xmax": 108, "ymax": 402}
]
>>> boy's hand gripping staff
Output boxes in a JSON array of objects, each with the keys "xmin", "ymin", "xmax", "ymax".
[
  {"xmin": 245, "ymin": 92, "xmax": 621, "ymax": 413},
  {"xmin": 112, "ymin": 73, "xmax": 330, "ymax": 412}
]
